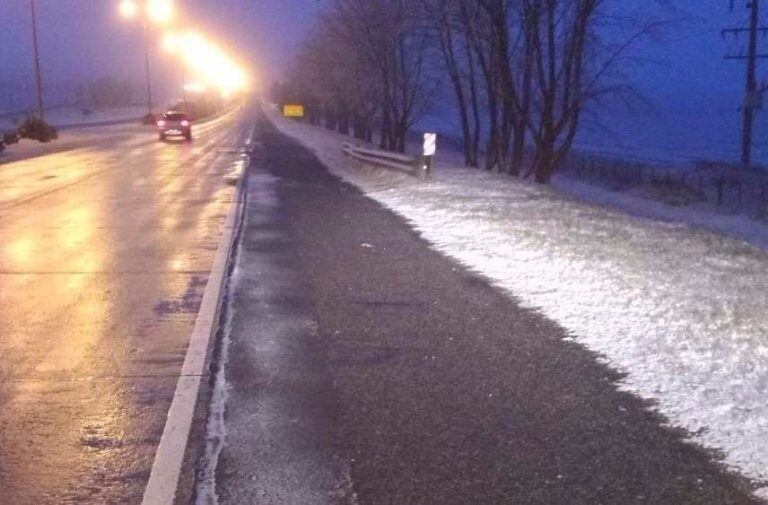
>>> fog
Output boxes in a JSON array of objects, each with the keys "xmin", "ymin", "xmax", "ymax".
[{"xmin": 0, "ymin": 0, "xmax": 320, "ymax": 112}]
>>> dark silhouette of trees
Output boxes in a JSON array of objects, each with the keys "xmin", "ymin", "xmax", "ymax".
[
  {"xmin": 284, "ymin": 0, "xmax": 662, "ymax": 183},
  {"xmin": 282, "ymin": 0, "xmax": 435, "ymax": 152},
  {"xmin": 73, "ymin": 77, "xmax": 137, "ymax": 108}
]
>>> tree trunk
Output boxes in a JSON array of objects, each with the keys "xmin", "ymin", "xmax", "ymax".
[
  {"xmin": 338, "ymin": 105, "xmax": 350, "ymax": 135},
  {"xmin": 510, "ymin": 118, "xmax": 525, "ymax": 176},
  {"xmin": 467, "ymin": 42, "xmax": 481, "ymax": 168},
  {"xmin": 486, "ymin": 89, "xmax": 499, "ymax": 170},
  {"xmin": 534, "ymin": 135, "xmax": 556, "ymax": 183},
  {"xmin": 380, "ymin": 102, "xmax": 391, "ymax": 149}
]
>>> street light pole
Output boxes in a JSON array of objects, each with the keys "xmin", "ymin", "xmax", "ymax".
[
  {"xmin": 143, "ymin": 21, "xmax": 153, "ymax": 115},
  {"xmin": 121, "ymin": 0, "xmax": 172, "ymax": 117},
  {"xmin": 29, "ymin": 0, "xmax": 45, "ymax": 120},
  {"xmin": 181, "ymin": 66, "xmax": 187, "ymax": 108}
]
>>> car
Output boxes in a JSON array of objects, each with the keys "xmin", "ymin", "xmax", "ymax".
[{"xmin": 157, "ymin": 111, "xmax": 192, "ymax": 141}]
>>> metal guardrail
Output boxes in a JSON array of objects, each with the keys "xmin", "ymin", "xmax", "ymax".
[{"xmin": 342, "ymin": 143, "xmax": 430, "ymax": 179}]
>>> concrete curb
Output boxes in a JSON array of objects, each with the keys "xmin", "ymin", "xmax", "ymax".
[{"xmin": 140, "ymin": 132, "xmax": 251, "ymax": 505}]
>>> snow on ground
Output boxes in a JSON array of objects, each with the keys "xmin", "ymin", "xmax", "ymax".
[
  {"xmin": 0, "ymin": 106, "xmax": 149, "ymax": 165},
  {"xmin": 0, "ymin": 123, "xmax": 148, "ymax": 165},
  {"xmin": 265, "ymin": 106, "xmax": 768, "ymax": 500},
  {"xmin": 552, "ymin": 173, "xmax": 768, "ymax": 252}
]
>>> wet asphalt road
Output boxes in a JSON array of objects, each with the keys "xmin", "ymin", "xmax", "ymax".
[
  {"xmin": 217, "ymin": 112, "xmax": 762, "ymax": 504},
  {"xmin": 0, "ymin": 107, "xmax": 255, "ymax": 504}
]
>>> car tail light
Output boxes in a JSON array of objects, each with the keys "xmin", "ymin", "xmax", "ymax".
[
  {"xmin": 157, "ymin": 120, "xmax": 166, "ymax": 127},
  {"xmin": 181, "ymin": 120, "xmax": 190, "ymax": 127}
]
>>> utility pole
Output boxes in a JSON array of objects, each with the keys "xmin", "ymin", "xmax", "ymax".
[
  {"xmin": 724, "ymin": 0, "xmax": 768, "ymax": 167},
  {"xmin": 29, "ymin": 0, "xmax": 45, "ymax": 120},
  {"xmin": 743, "ymin": 0, "xmax": 760, "ymax": 166}
]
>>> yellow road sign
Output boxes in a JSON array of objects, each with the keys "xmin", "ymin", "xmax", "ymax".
[{"xmin": 283, "ymin": 104, "xmax": 305, "ymax": 118}]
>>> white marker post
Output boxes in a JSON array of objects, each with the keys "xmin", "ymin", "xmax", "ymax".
[{"xmin": 423, "ymin": 133, "xmax": 437, "ymax": 178}]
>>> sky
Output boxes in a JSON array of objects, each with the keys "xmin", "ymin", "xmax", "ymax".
[
  {"xmin": 1, "ymin": 0, "xmax": 767, "ymax": 163},
  {"xmin": 0, "ymin": 0, "xmax": 753, "ymax": 106}
]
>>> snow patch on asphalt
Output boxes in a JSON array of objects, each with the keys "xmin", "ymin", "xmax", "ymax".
[
  {"xmin": 194, "ymin": 268, "xmax": 235, "ymax": 505},
  {"xmin": 266, "ymin": 107, "xmax": 768, "ymax": 499}
]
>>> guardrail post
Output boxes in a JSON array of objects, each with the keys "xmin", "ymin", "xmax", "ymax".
[{"xmin": 422, "ymin": 155, "xmax": 434, "ymax": 179}]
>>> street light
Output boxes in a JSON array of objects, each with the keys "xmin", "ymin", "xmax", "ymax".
[
  {"xmin": 118, "ymin": 0, "xmax": 138, "ymax": 19},
  {"xmin": 29, "ymin": 0, "xmax": 45, "ymax": 120},
  {"xmin": 165, "ymin": 31, "xmax": 249, "ymax": 99},
  {"xmin": 118, "ymin": 0, "xmax": 175, "ymax": 117},
  {"xmin": 147, "ymin": 0, "xmax": 174, "ymax": 24},
  {"xmin": 120, "ymin": 0, "xmax": 173, "ymax": 22}
]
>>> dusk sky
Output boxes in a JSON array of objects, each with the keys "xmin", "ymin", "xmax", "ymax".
[
  {"xmin": 0, "ymin": 1, "xmax": 754, "ymax": 100},
  {"xmin": 0, "ymin": 1, "xmax": 740, "ymax": 95},
  {"xmin": 1, "ymin": 0, "xmax": 766, "ymax": 162}
]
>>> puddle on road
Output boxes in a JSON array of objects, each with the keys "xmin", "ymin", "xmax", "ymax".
[{"xmin": 153, "ymin": 275, "xmax": 207, "ymax": 317}]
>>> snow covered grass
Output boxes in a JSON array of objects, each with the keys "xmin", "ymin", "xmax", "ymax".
[
  {"xmin": 0, "ymin": 106, "xmax": 150, "ymax": 165},
  {"xmin": 265, "ymin": 106, "xmax": 768, "ymax": 500},
  {"xmin": 552, "ymin": 174, "xmax": 768, "ymax": 251}
]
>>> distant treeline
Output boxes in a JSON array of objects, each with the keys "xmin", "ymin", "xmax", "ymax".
[{"xmin": 73, "ymin": 77, "xmax": 139, "ymax": 109}]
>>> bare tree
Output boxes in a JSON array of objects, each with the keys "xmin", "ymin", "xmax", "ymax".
[
  {"xmin": 421, "ymin": 0, "xmax": 483, "ymax": 167},
  {"xmin": 523, "ymin": 0, "xmax": 665, "ymax": 182},
  {"xmin": 287, "ymin": 0, "xmax": 663, "ymax": 182},
  {"xmin": 325, "ymin": 0, "xmax": 436, "ymax": 151},
  {"xmin": 475, "ymin": 0, "xmax": 663, "ymax": 182},
  {"xmin": 285, "ymin": 10, "xmax": 382, "ymax": 140}
]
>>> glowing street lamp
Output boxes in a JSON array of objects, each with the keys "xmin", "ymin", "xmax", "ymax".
[
  {"xmin": 162, "ymin": 32, "xmax": 180, "ymax": 53},
  {"xmin": 147, "ymin": 0, "xmax": 174, "ymax": 25},
  {"xmin": 118, "ymin": 0, "xmax": 138, "ymax": 19},
  {"xmin": 120, "ymin": 0, "xmax": 173, "ymax": 24},
  {"xmin": 167, "ymin": 31, "xmax": 249, "ymax": 99}
]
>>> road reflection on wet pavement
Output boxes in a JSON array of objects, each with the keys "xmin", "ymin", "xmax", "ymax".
[{"xmin": 0, "ymin": 109, "xmax": 253, "ymax": 504}]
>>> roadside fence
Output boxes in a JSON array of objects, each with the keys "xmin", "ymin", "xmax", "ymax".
[{"xmin": 565, "ymin": 154, "xmax": 768, "ymax": 218}]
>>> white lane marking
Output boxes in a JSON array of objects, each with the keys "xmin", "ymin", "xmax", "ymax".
[{"xmin": 141, "ymin": 124, "xmax": 250, "ymax": 505}]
